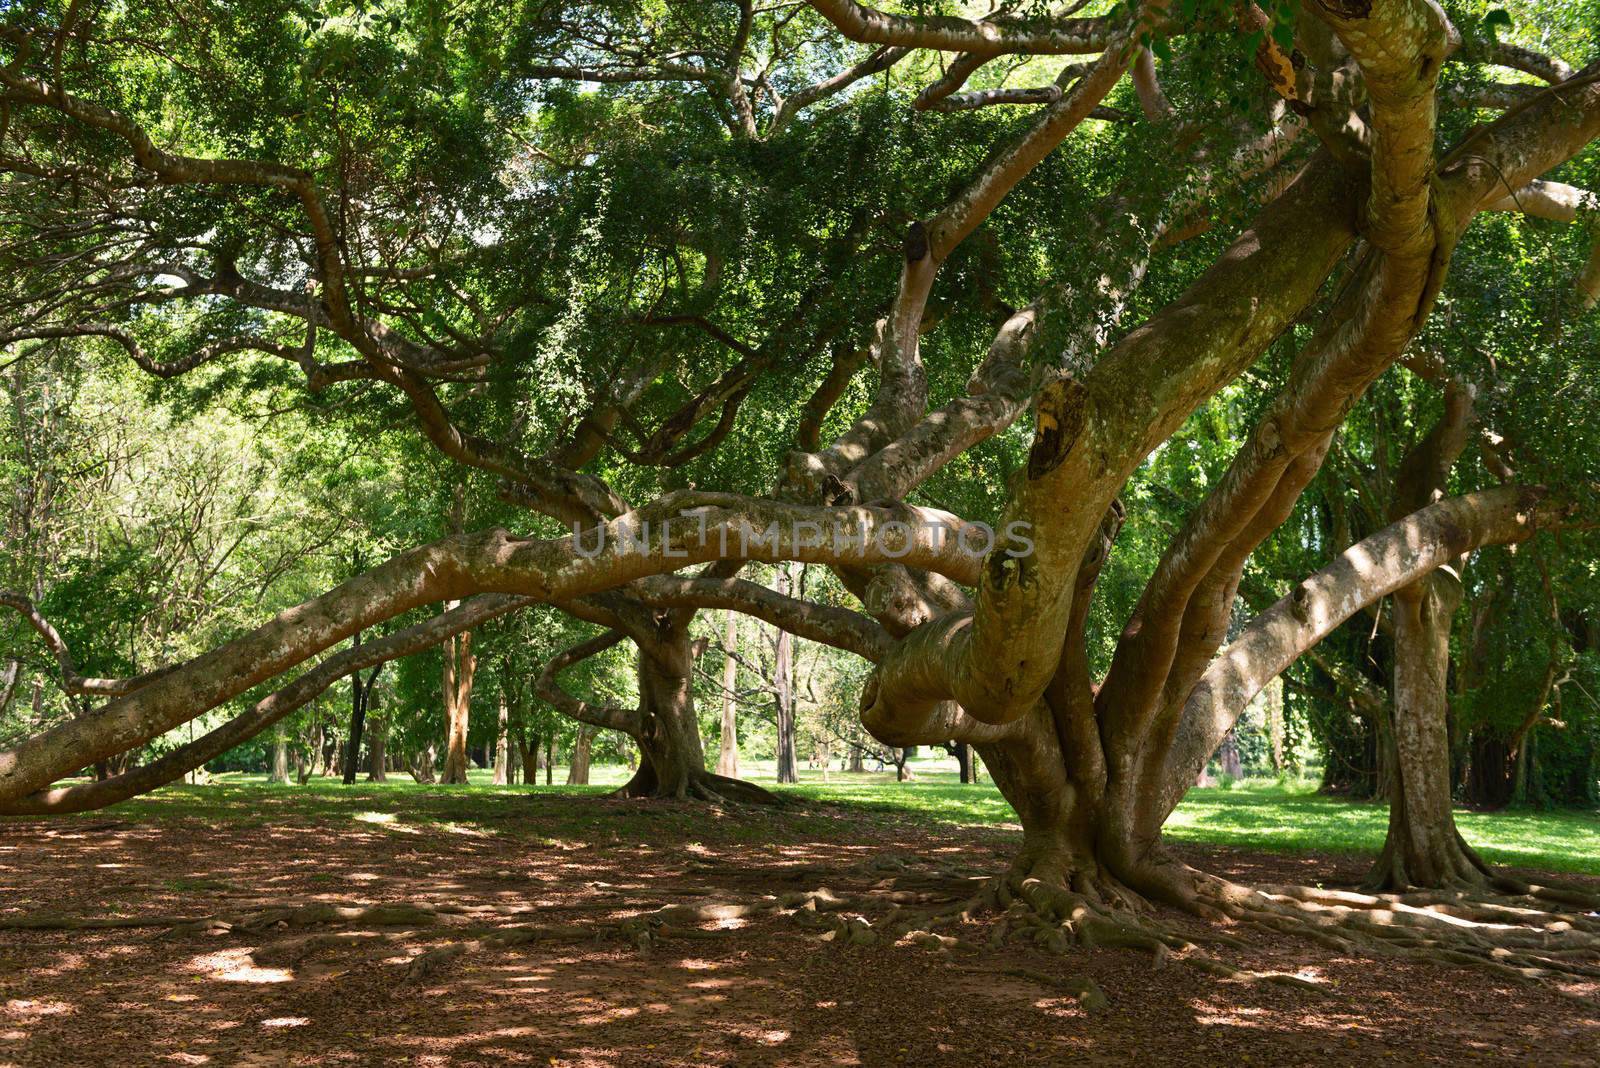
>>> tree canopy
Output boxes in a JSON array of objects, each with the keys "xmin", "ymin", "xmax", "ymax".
[{"xmin": 5, "ymin": 0, "xmax": 1600, "ymax": 973}]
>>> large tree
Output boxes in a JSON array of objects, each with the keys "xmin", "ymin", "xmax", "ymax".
[{"xmin": 4, "ymin": 0, "xmax": 1600, "ymax": 971}]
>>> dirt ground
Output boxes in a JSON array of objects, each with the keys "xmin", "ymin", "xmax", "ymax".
[{"xmin": 1, "ymin": 793, "xmax": 1596, "ymax": 1067}]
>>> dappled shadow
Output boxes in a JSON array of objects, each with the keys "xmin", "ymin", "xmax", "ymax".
[{"xmin": 2, "ymin": 790, "xmax": 1597, "ymax": 1065}]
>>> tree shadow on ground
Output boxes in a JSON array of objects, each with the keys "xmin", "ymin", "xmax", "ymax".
[{"xmin": 2, "ymin": 791, "xmax": 1597, "ymax": 1066}]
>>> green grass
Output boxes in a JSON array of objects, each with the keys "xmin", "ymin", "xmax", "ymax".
[{"xmin": 24, "ymin": 763, "xmax": 1600, "ymax": 877}]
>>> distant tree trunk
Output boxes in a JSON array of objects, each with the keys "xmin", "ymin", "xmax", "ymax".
[
  {"xmin": 610, "ymin": 615, "xmax": 771, "ymax": 803},
  {"xmin": 493, "ymin": 690, "xmax": 510, "ymax": 786},
  {"xmin": 366, "ymin": 717, "xmax": 387, "ymax": 783},
  {"xmin": 319, "ymin": 726, "xmax": 338, "ymax": 777},
  {"xmin": 1512, "ymin": 729, "xmax": 1534, "ymax": 805},
  {"xmin": 269, "ymin": 731, "xmax": 290, "ymax": 784},
  {"xmin": 893, "ymin": 748, "xmax": 915, "ymax": 782},
  {"xmin": 1366, "ymin": 573, "xmax": 1493, "ymax": 891},
  {"xmin": 545, "ymin": 735, "xmax": 554, "ymax": 785},
  {"xmin": 440, "ymin": 617, "xmax": 476, "ymax": 784},
  {"xmin": 848, "ymin": 730, "xmax": 864, "ymax": 773},
  {"xmin": 955, "ymin": 741, "xmax": 974, "ymax": 784},
  {"xmin": 1464, "ymin": 654, "xmax": 1559, "ymax": 808},
  {"xmin": 1264, "ymin": 677, "xmax": 1285, "ymax": 773},
  {"xmin": 341, "ymin": 549, "xmax": 371, "ymax": 786},
  {"xmin": 1218, "ymin": 728, "xmax": 1243, "ymax": 780},
  {"xmin": 567, "ymin": 726, "xmax": 593, "ymax": 784},
  {"xmin": 0, "ymin": 660, "xmax": 18, "ymax": 717},
  {"xmin": 717, "ymin": 609, "xmax": 740, "ymax": 778},
  {"xmin": 410, "ymin": 744, "xmax": 437, "ymax": 784},
  {"xmin": 342, "ymin": 668, "xmax": 367, "ymax": 785},
  {"xmin": 1465, "ymin": 732, "xmax": 1515, "ymax": 808},
  {"xmin": 772, "ymin": 566, "xmax": 799, "ymax": 785},
  {"xmin": 515, "ymin": 730, "xmax": 538, "ymax": 785}
]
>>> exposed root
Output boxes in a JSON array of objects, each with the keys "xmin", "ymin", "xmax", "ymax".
[
  {"xmin": 610, "ymin": 766, "xmax": 783, "ymax": 806},
  {"xmin": 252, "ymin": 930, "xmax": 398, "ymax": 968},
  {"xmin": 0, "ymin": 913, "xmax": 203, "ymax": 930},
  {"xmin": 405, "ymin": 924, "xmax": 591, "ymax": 980},
  {"xmin": 164, "ymin": 902, "xmax": 449, "ymax": 938},
  {"xmin": 1201, "ymin": 878, "xmax": 1600, "ymax": 986},
  {"xmin": 1183, "ymin": 955, "xmax": 1330, "ymax": 993},
  {"xmin": 0, "ymin": 902, "xmax": 448, "ymax": 934},
  {"xmin": 1004, "ymin": 967, "xmax": 1109, "ymax": 1012}
]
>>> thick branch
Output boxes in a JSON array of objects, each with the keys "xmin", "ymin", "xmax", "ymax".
[
  {"xmin": 0, "ymin": 591, "xmax": 172, "ymax": 698},
  {"xmin": 0, "ymin": 596, "xmax": 530, "ymax": 815},
  {"xmin": 806, "ymin": 1, "xmax": 1112, "ymax": 55},
  {"xmin": 535, "ymin": 630, "xmax": 643, "ymax": 734},
  {"xmin": 1163, "ymin": 485, "xmax": 1561, "ymax": 814}
]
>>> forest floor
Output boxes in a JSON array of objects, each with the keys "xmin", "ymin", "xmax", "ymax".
[{"xmin": 1, "ymin": 776, "xmax": 1598, "ymax": 1066}]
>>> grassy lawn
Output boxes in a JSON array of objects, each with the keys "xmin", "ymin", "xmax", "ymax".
[{"xmin": 24, "ymin": 760, "xmax": 1600, "ymax": 877}]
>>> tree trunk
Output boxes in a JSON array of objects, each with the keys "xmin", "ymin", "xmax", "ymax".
[
  {"xmin": 716, "ymin": 609, "xmax": 739, "ymax": 777},
  {"xmin": 342, "ymin": 652, "xmax": 367, "ymax": 786},
  {"xmin": 614, "ymin": 616, "xmax": 772, "ymax": 803},
  {"xmin": 0, "ymin": 660, "xmax": 18, "ymax": 717},
  {"xmin": 1264, "ymin": 677, "xmax": 1285, "ymax": 773},
  {"xmin": 440, "ymin": 618, "xmax": 475, "ymax": 785},
  {"xmin": 514, "ymin": 730, "xmax": 537, "ymax": 785},
  {"xmin": 772, "ymin": 567, "xmax": 799, "ymax": 785},
  {"xmin": 545, "ymin": 735, "xmax": 554, "ymax": 785},
  {"xmin": 567, "ymin": 726, "xmax": 593, "ymax": 784},
  {"xmin": 269, "ymin": 731, "xmax": 290, "ymax": 784},
  {"xmin": 493, "ymin": 690, "xmax": 510, "ymax": 786},
  {"xmin": 366, "ymin": 717, "xmax": 387, "ymax": 782},
  {"xmin": 410, "ymin": 744, "xmax": 437, "ymax": 784},
  {"xmin": 1218, "ymin": 729, "xmax": 1242, "ymax": 781},
  {"xmin": 1365, "ymin": 573, "xmax": 1494, "ymax": 891},
  {"xmin": 319, "ymin": 727, "xmax": 338, "ymax": 777},
  {"xmin": 1465, "ymin": 731, "xmax": 1516, "ymax": 808},
  {"xmin": 955, "ymin": 741, "xmax": 974, "ymax": 784},
  {"xmin": 972, "ymin": 706, "xmax": 1141, "ymax": 905}
]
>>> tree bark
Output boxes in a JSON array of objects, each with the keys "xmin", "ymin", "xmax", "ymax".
[
  {"xmin": 1264, "ymin": 677, "xmax": 1285, "ymax": 773},
  {"xmin": 607, "ymin": 614, "xmax": 773, "ymax": 802},
  {"xmin": 320, "ymin": 728, "xmax": 338, "ymax": 778},
  {"xmin": 717, "ymin": 609, "xmax": 739, "ymax": 777},
  {"xmin": 410, "ymin": 744, "xmax": 437, "ymax": 784},
  {"xmin": 567, "ymin": 726, "xmax": 593, "ymax": 784},
  {"xmin": 1218, "ymin": 729, "xmax": 1242, "ymax": 781},
  {"xmin": 493, "ymin": 690, "xmax": 510, "ymax": 786},
  {"xmin": 1365, "ymin": 572, "xmax": 1494, "ymax": 891},
  {"xmin": 514, "ymin": 730, "xmax": 536, "ymax": 785},
  {"xmin": 773, "ymin": 566, "xmax": 799, "ymax": 785},
  {"xmin": 269, "ymin": 731, "xmax": 290, "ymax": 784},
  {"xmin": 366, "ymin": 717, "xmax": 387, "ymax": 782},
  {"xmin": 341, "ymin": 636, "xmax": 368, "ymax": 786},
  {"xmin": 440, "ymin": 617, "xmax": 475, "ymax": 784}
]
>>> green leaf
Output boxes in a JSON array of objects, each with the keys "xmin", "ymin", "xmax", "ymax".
[{"xmin": 1483, "ymin": 8, "xmax": 1513, "ymax": 34}]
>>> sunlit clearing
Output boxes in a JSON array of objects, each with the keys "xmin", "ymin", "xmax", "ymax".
[{"xmin": 353, "ymin": 811, "xmax": 395, "ymax": 825}]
